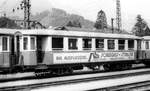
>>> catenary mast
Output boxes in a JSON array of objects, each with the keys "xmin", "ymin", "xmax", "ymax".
[
  {"xmin": 116, "ymin": 0, "xmax": 122, "ymax": 31},
  {"xmin": 23, "ymin": 0, "xmax": 31, "ymax": 29}
]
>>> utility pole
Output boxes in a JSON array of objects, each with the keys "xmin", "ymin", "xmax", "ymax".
[
  {"xmin": 116, "ymin": 0, "xmax": 122, "ymax": 32},
  {"xmin": 111, "ymin": 18, "xmax": 114, "ymax": 33},
  {"xmin": 23, "ymin": 0, "xmax": 31, "ymax": 29}
]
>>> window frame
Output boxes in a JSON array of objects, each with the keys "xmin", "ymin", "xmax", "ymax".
[
  {"xmin": 52, "ymin": 37, "xmax": 64, "ymax": 51},
  {"xmin": 128, "ymin": 40, "xmax": 135, "ymax": 50},
  {"xmin": 96, "ymin": 38, "xmax": 104, "ymax": 50},
  {"xmin": 30, "ymin": 36, "xmax": 36, "ymax": 51},
  {"xmin": 145, "ymin": 41, "xmax": 149, "ymax": 50},
  {"xmin": 68, "ymin": 38, "xmax": 78, "ymax": 50},
  {"xmin": 2, "ymin": 36, "xmax": 9, "ymax": 52},
  {"xmin": 82, "ymin": 38, "xmax": 92, "ymax": 50},
  {"xmin": 118, "ymin": 39, "xmax": 125, "ymax": 50},
  {"xmin": 23, "ymin": 36, "xmax": 29, "ymax": 51},
  {"xmin": 107, "ymin": 39, "xmax": 115, "ymax": 50}
]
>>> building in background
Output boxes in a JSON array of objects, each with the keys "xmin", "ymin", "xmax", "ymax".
[{"xmin": 14, "ymin": 20, "xmax": 46, "ymax": 29}]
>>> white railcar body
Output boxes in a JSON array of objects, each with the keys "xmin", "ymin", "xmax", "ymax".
[
  {"xmin": 53, "ymin": 51, "xmax": 135, "ymax": 64},
  {"xmin": 0, "ymin": 28, "xmax": 142, "ymax": 72}
]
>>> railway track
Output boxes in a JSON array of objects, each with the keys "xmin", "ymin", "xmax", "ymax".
[
  {"xmin": 1, "ymin": 67, "xmax": 150, "ymax": 91},
  {"xmin": 0, "ymin": 64, "xmax": 146, "ymax": 82},
  {"xmin": 104, "ymin": 81, "xmax": 150, "ymax": 91}
]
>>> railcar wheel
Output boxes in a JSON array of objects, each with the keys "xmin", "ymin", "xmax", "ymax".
[
  {"xmin": 103, "ymin": 64, "xmax": 111, "ymax": 71},
  {"xmin": 63, "ymin": 68, "xmax": 72, "ymax": 74},
  {"xmin": 144, "ymin": 63, "xmax": 150, "ymax": 67},
  {"xmin": 103, "ymin": 64, "xmax": 123, "ymax": 71},
  {"xmin": 57, "ymin": 68, "xmax": 64, "ymax": 75},
  {"xmin": 115, "ymin": 64, "xmax": 124, "ymax": 71},
  {"xmin": 92, "ymin": 66, "xmax": 100, "ymax": 71},
  {"xmin": 68, "ymin": 67, "xmax": 73, "ymax": 74},
  {"xmin": 125, "ymin": 64, "xmax": 132, "ymax": 70},
  {"xmin": 109, "ymin": 64, "xmax": 118, "ymax": 71},
  {"xmin": 87, "ymin": 65, "xmax": 100, "ymax": 71}
]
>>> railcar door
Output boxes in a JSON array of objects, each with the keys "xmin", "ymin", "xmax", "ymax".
[
  {"xmin": 137, "ymin": 40, "xmax": 142, "ymax": 60},
  {"xmin": 10, "ymin": 32, "xmax": 22, "ymax": 67},
  {"xmin": 15, "ymin": 35, "xmax": 20, "ymax": 65},
  {"xmin": 10, "ymin": 37, "xmax": 15, "ymax": 67},
  {"xmin": 36, "ymin": 36, "xmax": 43, "ymax": 64}
]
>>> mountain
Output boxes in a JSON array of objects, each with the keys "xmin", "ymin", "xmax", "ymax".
[
  {"xmin": 31, "ymin": 8, "xmax": 94, "ymax": 28},
  {"xmin": 6, "ymin": 7, "xmax": 128, "ymax": 34}
]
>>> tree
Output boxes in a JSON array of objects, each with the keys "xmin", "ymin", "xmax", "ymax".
[
  {"xmin": 0, "ymin": 17, "xmax": 21, "ymax": 29},
  {"xmin": 94, "ymin": 10, "xmax": 107, "ymax": 29},
  {"xmin": 132, "ymin": 15, "xmax": 150, "ymax": 36},
  {"xmin": 66, "ymin": 20, "xmax": 82, "ymax": 28},
  {"xmin": 66, "ymin": 21, "xmax": 73, "ymax": 27}
]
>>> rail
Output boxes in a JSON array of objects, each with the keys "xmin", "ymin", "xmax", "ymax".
[
  {"xmin": 1, "ymin": 68, "xmax": 150, "ymax": 91},
  {"xmin": 99, "ymin": 81, "xmax": 150, "ymax": 91}
]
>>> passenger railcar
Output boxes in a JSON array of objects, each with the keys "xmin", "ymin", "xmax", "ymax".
[
  {"xmin": 0, "ymin": 30, "xmax": 16, "ymax": 71},
  {"xmin": 0, "ymin": 28, "xmax": 147, "ymax": 75},
  {"xmin": 140, "ymin": 36, "xmax": 150, "ymax": 66}
]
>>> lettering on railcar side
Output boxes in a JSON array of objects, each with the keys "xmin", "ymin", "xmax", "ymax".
[
  {"xmin": 54, "ymin": 52, "xmax": 135, "ymax": 63},
  {"xmin": 56, "ymin": 56, "xmax": 63, "ymax": 60},
  {"xmin": 64, "ymin": 56, "xmax": 87, "ymax": 60}
]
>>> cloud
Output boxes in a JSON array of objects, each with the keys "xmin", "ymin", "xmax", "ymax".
[{"xmin": 31, "ymin": 0, "xmax": 52, "ymax": 14}]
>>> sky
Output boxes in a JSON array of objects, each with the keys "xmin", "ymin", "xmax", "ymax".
[{"xmin": 0, "ymin": 0, "xmax": 150, "ymax": 31}]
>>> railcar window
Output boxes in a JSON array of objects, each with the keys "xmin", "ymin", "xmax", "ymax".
[
  {"xmin": 52, "ymin": 37, "xmax": 63, "ymax": 50},
  {"xmin": 31, "ymin": 37, "xmax": 36, "ymax": 50},
  {"xmin": 96, "ymin": 39, "xmax": 104, "ymax": 50},
  {"xmin": 23, "ymin": 37, "xmax": 28, "ymax": 50},
  {"xmin": 146, "ymin": 41, "xmax": 149, "ymax": 49},
  {"xmin": 83, "ymin": 38, "xmax": 92, "ymax": 50},
  {"xmin": 137, "ymin": 40, "xmax": 141, "ymax": 49},
  {"xmin": 128, "ymin": 40, "xmax": 134, "ymax": 50},
  {"xmin": 108, "ymin": 40, "xmax": 115, "ymax": 50},
  {"xmin": 69, "ymin": 38, "xmax": 77, "ymax": 50},
  {"xmin": 118, "ymin": 40, "xmax": 125, "ymax": 50},
  {"xmin": 2, "ymin": 37, "xmax": 8, "ymax": 51}
]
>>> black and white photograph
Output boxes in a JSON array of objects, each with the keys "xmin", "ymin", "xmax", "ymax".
[{"xmin": 0, "ymin": 0, "xmax": 150, "ymax": 91}]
